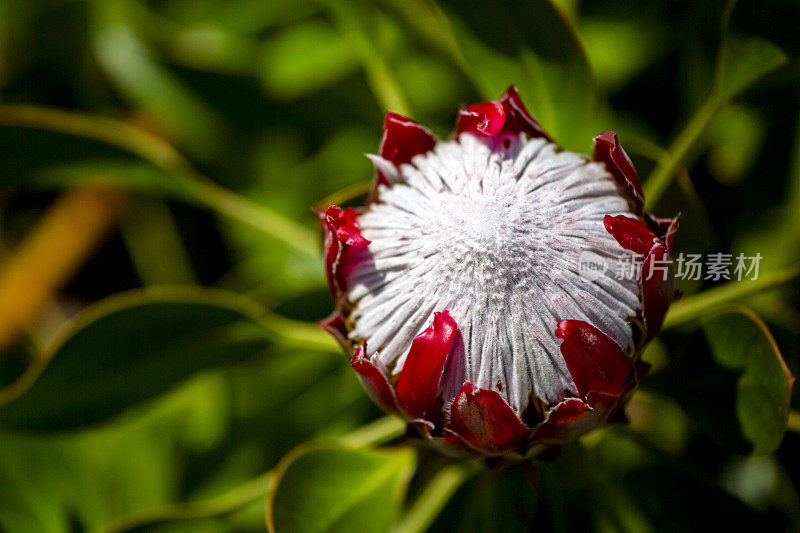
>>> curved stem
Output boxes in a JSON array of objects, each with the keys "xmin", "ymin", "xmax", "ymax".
[
  {"xmin": 0, "ymin": 105, "xmax": 191, "ymax": 171},
  {"xmin": 338, "ymin": 415, "xmax": 406, "ymax": 447},
  {"xmin": 663, "ymin": 263, "xmax": 800, "ymax": 328},
  {"xmin": 94, "ymin": 471, "xmax": 274, "ymax": 533},
  {"xmin": 394, "ymin": 461, "xmax": 481, "ymax": 533},
  {"xmin": 788, "ymin": 410, "xmax": 800, "ymax": 434},
  {"xmin": 94, "ymin": 415, "xmax": 406, "ymax": 533},
  {"xmin": 0, "ymin": 105, "xmax": 320, "ymax": 258},
  {"xmin": 643, "ymin": 98, "xmax": 720, "ymax": 209}
]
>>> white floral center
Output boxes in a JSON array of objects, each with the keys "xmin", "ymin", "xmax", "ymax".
[{"xmin": 347, "ymin": 134, "xmax": 640, "ymax": 412}]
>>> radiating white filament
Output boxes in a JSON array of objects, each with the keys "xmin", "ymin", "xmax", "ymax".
[{"xmin": 347, "ymin": 134, "xmax": 640, "ymax": 412}]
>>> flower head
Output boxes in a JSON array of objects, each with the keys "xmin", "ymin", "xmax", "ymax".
[{"xmin": 318, "ymin": 86, "xmax": 679, "ymax": 460}]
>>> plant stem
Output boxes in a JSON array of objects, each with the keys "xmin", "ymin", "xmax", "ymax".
[
  {"xmin": 394, "ymin": 461, "xmax": 481, "ymax": 533},
  {"xmin": 94, "ymin": 415, "xmax": 406, "ymax": 533},
  {"xmin": 186, "ymin": 177, "xmax": 319, "ymax": 257},
  {"xmin": 663, "ymin": 263, "xmax": 800, "ymax": 328},
  {"xmin": 787, "ymin": 410, "xmax": 800, "ymax": 434},
  {"xmin": 0, "ymin": 105, "xmax": 320, "ymax": 258},
  {"xmin": 0, "ymin": 104, "xmax": 191, "ymax": 171},
  {"xmin": 643, "ymin": 97, "xmax": 721, "ymax": 210},
  {"xmin": 338, "ymin": 415, "xmax": 406, "ymax": 447}
]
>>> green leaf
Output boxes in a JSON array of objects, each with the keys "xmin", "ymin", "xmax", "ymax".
[
  {"xmin": 92, "ymin": 2, "xmax": 228, "ymax": 160},
  {"xmin": 0, "ymin": 287, "xmax": 278, "ymax": 431},
  {"xmin": 257, "ymin": 20, "xmax": 360, "ymax": 99},
  {"xmin": 702, "ymin": 308, "xmax": 794, "ymax": 455},
  {"xmin": 704, "ymin": 105, "xmax": 766, "ymax": 185},
  {"xmin": 31, "ymin": 159, "xmax": 192, "ymax": 197},
  {"xmin": 580, "ymin": 17, "xmax": 668, "ymax": 91},
  {"xmin": 715, "ymin": 35, "xmax": 788, "ymax": 101},
  {"xmin": 267, "ymin": 443, "xmax": 416, "ymax": 533},
  {"xmin": 663, "ymin": 263, "xmax": 800, "ymax": 329},
  {"xmin": 319, "ymin": 0, "xmax": 410, "ymax": 115},
  {"xmin": 437, "ymin": 0, "xmax": 596, "ymax": 152},
  {"xmin": 643, "ymin": 31, "xmax": 787, "ymax": 208},
  {"xmin": 0, "ymin": 110, "xmax": 321, "ymax": 257}
]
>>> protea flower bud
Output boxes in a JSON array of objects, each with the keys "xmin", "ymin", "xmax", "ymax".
[{"xmin": 317, "ymin": 86, "xmax": 679, "ymax": 460}]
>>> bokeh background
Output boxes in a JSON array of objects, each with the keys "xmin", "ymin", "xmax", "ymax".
[{"xmin": 0, "ymin": 0, "xmax": 799, "ymax": 531}]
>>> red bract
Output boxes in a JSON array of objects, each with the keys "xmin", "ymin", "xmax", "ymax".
[{"xmin": 317, "ymin": 86, "xmax": 679, "ymax": 460}]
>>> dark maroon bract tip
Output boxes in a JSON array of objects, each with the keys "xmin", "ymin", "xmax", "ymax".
[
  {"xmin": 396, "ymin": 311, "xmax": 458, "ymax": 421},
  {"xmin": 456, "ymin": 85, "xmax": 552, "ymax": 143},
  {"xmin": 448, "ymin": 382, "xmax": 530, "ymax": 451},
  {"xmin": 594, "ymin": 131, "xmax": 644, "ymax": 214},
  {"xmin": 603, "ymin": 214, "xmax": 659, "ymax": 256},
  {"xmin": 556, "ymin": 320, "xmax": 633, "ymax": 398}
]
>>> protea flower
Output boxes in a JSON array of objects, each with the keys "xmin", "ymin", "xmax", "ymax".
[{"xmin": 317, "ymin": 86, "xmax": 679, "ymax": 460}]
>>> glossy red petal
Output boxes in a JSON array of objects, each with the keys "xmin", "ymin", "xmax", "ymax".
[
  {"xmin": 324, "ymin": 205, "xmax": 370, "ymax": 247},
  {"xmin": 603, "ymin": 214, "xmax": 659, "ymax": 255},
  {"xmin": 498, "ymin": 85, "xmax": 552, "ymax": 140},
  {"xmin": 593, "ymin": 131, "xmax": 644, "ymax": 213},
  {"xmin": 555, "ymin": 320, "xmax": 633, "ymax": 398},
  {"xmin": 395, "ymin": 311, "xmax": 458, "ymax": 420},
  {"xmin": 317, "ymin": 205, "xmax": 370, "ymax": 301},
  {"xmin": 374, "ymin": 112, "xmax": 437, "ymax": 191},
  {"xmin": 317, "ymin": 208, "xmax": 341, "ymax": 297},
  {"xmin": 351, "ymin": 343, "xmax": 399, "ymax": 415},
  {"xmin": 530, "ymin": 398, "xmax": 592, "ymax": 442},
  {"xmin": 645, "ymin": 213, "xmax": 680, "ymax": 255},
  {"xmin": 447, "ymin": 382, "xmax": 530, "ymax": 450},
  {"xmin": 456, "ymin": 101, "xmax": 506, "ymax": 136},
  {"xmin": 641, "ymin": 242, "xmax": 674, "ymax": 341}
]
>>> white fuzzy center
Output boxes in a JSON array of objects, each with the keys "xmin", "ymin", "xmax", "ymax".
[{"xmin": 347, "ymin": 134, "xmax": 640, "ymax": 412}]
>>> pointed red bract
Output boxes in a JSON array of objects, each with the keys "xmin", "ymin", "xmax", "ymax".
[
  {"xmin": 351, "ymin": 343, "xmax": 399, "ymax": 415},
  {"xmin": 318, "ymin": 205, "xmax": 370, "ymax": 301},
  {"xmin": 645, "ymin": 213, "xmax": 680, "ymax": 254},
  {"xmin": 456, "ymin": 101, "xmax": 506, "ymax": 136},
  {"xmin": 374, "ymin": 112, "xmax": 437, "ymax": 191},
  {"xmin": 319, "ymin": 311, "xmax": 349, "ymax": 351},
  {"xmin": 531, "ymin": 398, "xmax": 592, "ymax": 442},
  {"xmin": 555, "ymin": 320, "xmax": 633, "ymax": 398},
  {"xmin": 448, "ymin": 382, "xmax": 529, "ymax": 450},
  {"xmin": 641, "ymin": 242, "xmax": 674, "ymax": 340},
  {"xmin": 323, "ymin": 205, "xmax": 370, "ymax": 247},
  {"xmin": 456, "ymin": 86, "xmax": 551, "ymax": 142},
  {"xmin": 395, "ymin": 311, "xmax": 458, "ymax": 420},
  {"xmin": 603, "ymin": 214, "xmax": 659, "ymax": 255},
  {"xmin": 594, "ymin": 131, "xmax": 644, "ymax": 214},
  {"xmin": 498, "ymin": 86, "xmax": 552, "ymax": 140}
]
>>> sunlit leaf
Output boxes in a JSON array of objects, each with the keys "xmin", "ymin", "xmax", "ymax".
[
  {"xmin": 267, "ymin": 443, "xmax": 415, "ymax": 533},
  {"xmin": 437, "ymin": 0, "xmax": 596, "ymax": 152},
  {"xmin": 703, "ymin": 308, "xmax": 794, "ymax": 455},
  {"xmin": 580, "ymin": 17, "xmax": 668, "ymax": 91},
  {"xmin": 92, "ymin": 2, "xmax": 228, "ymax": 160},
  {"xmin": 705, "ymin": 105, "xmax": 766, "ymax": 185},
  {"xmin": 319, "ymin": 0, "xmax": 410, "ymax": 114},
  {"xmin": 31, "ymin": 159, "xmax": 191, "ymax": 196},
  {"xmin": 257, "ymin": 20, "xmax": 360, "ymax": 99},
  {"xmin": 644, "ymin": 31, "xmax": 787, "ymax": 207},
  {"xmin": 715, "ymin": 35, "xmax": 788, "ymax": 101},
  {"xmin": 0, "ymin": 287, "xmax": 276, "ymax": 430}
]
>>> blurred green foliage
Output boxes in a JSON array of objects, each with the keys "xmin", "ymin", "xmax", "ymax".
[{"xmin": 0, "ymin": 0, "xmax": 799, "ymax": 532}]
